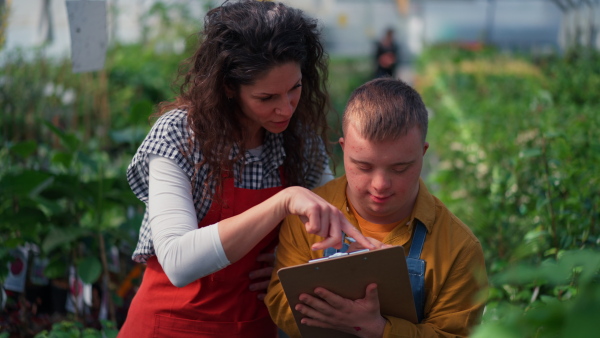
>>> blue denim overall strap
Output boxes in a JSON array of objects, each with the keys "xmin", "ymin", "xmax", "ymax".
[
  {"xmin": 323, "ymin": 222, "xmax": 427, "ymax": 322},
  {"xmin": 406, "ymin": 220, "xmax": 427, "ymax": 323},
  {"xmin": 323, "ymin": 242, "xmax": 349, "ymax": 257}
]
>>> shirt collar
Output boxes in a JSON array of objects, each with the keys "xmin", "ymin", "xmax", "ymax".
[
  {"xmin": 410, "ymin": 178, "xmax": 435, "ymax": 233},
  {"xmin": 261, "ymin": 131, "xmax": 286, "ymax": 162},
  {"xmin": 338, "ymin": 176, "xmax": 436, "ymax": 234},
  {"xmin": 229, "ymin": 132, "xmax": 286, "ymax": 167}
]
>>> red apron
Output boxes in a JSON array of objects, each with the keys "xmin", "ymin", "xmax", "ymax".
[{"xmin": 119, "ymin": 172, "xmax": 284, "ymax": 338}]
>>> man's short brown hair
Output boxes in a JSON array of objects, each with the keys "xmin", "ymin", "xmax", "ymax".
[{"xmin": 342, "ymin": 77, "xmax": 428, "ymax": 143}]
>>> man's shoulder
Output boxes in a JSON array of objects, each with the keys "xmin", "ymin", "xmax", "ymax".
[
  {"xmin": 412, "ymin": 178, "xmax": 478, "ymax": 245},
  {"xmin": 429, "ymin": 193, "xmax": 482, "ymax": 247}
]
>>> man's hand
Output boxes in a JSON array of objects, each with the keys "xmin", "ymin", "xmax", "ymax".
[{"xmin": 294, "ymin": 283, "xmax": 387, "ymax": 338}]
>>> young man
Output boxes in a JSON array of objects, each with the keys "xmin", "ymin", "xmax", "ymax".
[{"xmin": 265, "ymin": 78, "xmax": 488, "ymax": 337}]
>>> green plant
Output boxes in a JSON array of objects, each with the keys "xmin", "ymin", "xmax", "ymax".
[
  {"xmin": 0, "ymin": 1, "xmax": 215, "ymax": 335},
  {"xmin": 473, "ymin": 250, "xmax": 600, "ymax": 338},
  {"xmin": 33, "ymin": 320, "xmax": 118, "ymax": 338},
  {"xmin": 326, "ymin": 56, "xmax": 372, "ymax": 175},
  {"xmin": 0, "ymin": 120, "xmax": 143, "ymax": 326},
  {"xmin": 416, "ymin": 45, "xmax": 600, "ymax": 336}
]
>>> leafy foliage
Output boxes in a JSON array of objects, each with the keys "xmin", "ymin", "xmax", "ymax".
[
  {"xmin": 326, "ymin": 56, "xmax": 373, "ymax": 175},
  {"xmin": 3, "ymin": 1, "xmax": 599, "ymax": 335},
  {"xmin": 33, "ymin": 320, "xmax": 118, "ymax": 338},
  {"xmin": 0, "ymin": 1, "xmax": 204, "ymax": 334},
  {"xmin": 417, "ymin": 45, "xmax": 600, "ymax": 337}
]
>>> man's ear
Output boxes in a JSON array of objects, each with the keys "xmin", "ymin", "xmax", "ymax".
[
  {"xmin": 339, "ymin": 137, "xmax": 345, "ymax": 151},
  {"xmin": 423, "ymin": 142, "xmax": 429, "ymax": 156}
]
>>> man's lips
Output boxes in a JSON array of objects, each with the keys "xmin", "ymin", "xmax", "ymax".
[{"xmin": 370, "ymin": 194, "xmax": 392, "ymax": 203}]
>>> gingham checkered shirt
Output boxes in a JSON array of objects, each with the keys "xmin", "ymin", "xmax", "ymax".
[{"xmin": 127, "ymin": 109, "xmax": 328, "ymax": 263}]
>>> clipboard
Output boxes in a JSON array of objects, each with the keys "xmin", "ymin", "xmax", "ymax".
[{"xmin": 277, "ymin": 246, "xmax": 418, "ymax": 338}]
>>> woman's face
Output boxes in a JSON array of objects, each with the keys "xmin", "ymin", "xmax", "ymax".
[{"xmin": 232, "ymin": 62, "xmax": 302, "ymax": 146}]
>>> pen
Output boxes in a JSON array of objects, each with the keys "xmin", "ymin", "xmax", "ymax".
[{"xmin": 345, "ymin": 236, "xmax": 356, "ymax": 243}]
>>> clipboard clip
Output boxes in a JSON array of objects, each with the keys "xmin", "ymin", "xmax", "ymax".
[{"xmin": 308, "ymin": 249, "xmax": 370, "ymax": 263}]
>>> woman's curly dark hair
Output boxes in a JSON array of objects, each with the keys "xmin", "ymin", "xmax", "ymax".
[{"xmin": 157, "ymin": 0, "xmax": 331, "ymax": 202}]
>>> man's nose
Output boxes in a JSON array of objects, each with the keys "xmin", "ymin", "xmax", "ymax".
[{"xmin": 371, "ymin": 171, "xmax": 391, "ymax": 192}]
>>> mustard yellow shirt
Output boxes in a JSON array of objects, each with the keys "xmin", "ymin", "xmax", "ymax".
[
  {"xmin": 348, "ymin": 199, "xmax": 409, "ymax": 242},
  {"xmin": 265, "ymin": 176, "xmax": 488, "ymax": 337}
]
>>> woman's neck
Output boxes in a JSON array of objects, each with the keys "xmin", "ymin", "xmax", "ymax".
[{"xmin": 244, "ymin": 127, "xmax": 265, "ymax": 149}]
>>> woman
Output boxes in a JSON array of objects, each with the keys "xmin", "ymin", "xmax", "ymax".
[{"xmin": 118, "ymin": 1, "xmax": 372, "ymax": 337}]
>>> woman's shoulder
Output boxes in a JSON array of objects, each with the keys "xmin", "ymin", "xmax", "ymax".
[
  {"xmin": 128, "ymin": 108, "xmax": 197, "ymax": 183},
  {"xmin": 146, "ymin": 109, "xmax": 191, "ymax": 140},
  {"xmin": 132, "ymin": 108, "xmax": 196, "ymax": 161},
  {"xmin": 153, "ymin": 109, "xmax": 189, "ymax": 129}
]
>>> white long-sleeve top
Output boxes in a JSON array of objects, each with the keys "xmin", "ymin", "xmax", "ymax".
[{"xmin": 148, "ymin": 151, "xmax": 334, "ymax": 287}]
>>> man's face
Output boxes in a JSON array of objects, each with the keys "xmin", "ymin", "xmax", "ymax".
[{"xmin": 340, "ymin": 123, "xmax": 428, "ymax": 224}]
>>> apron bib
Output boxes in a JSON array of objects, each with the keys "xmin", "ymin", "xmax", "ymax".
[{"xmin": 120, "ymin": 170, "xmax": 284, "ymax": 338}]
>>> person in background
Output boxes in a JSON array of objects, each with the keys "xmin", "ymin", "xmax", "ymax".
[
  {"xmin": 374, "ymin": 28, "xmax": 399, "ymax": 78},
  {"xmin": 118, "ymin": 1, "xmax": 373, "ymax": 337},
  {"xmin": 266, "ymin": 77, "xmax": 488, "ymax": 337}
]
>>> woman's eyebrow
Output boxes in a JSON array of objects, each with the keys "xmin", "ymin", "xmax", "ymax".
[{"xmin": 254, "ymin": 78, "xmax": 303, "ymax": 97}]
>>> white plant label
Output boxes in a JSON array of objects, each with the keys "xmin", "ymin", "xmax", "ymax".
[{"xmin": 66, "ymin": 1, "xmax": 108, "ymax": 73}]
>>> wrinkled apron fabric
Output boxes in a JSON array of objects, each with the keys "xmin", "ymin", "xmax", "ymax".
[{"xmin": 119, "ymin": 173, "xmax": 283, "ymax": 337}]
